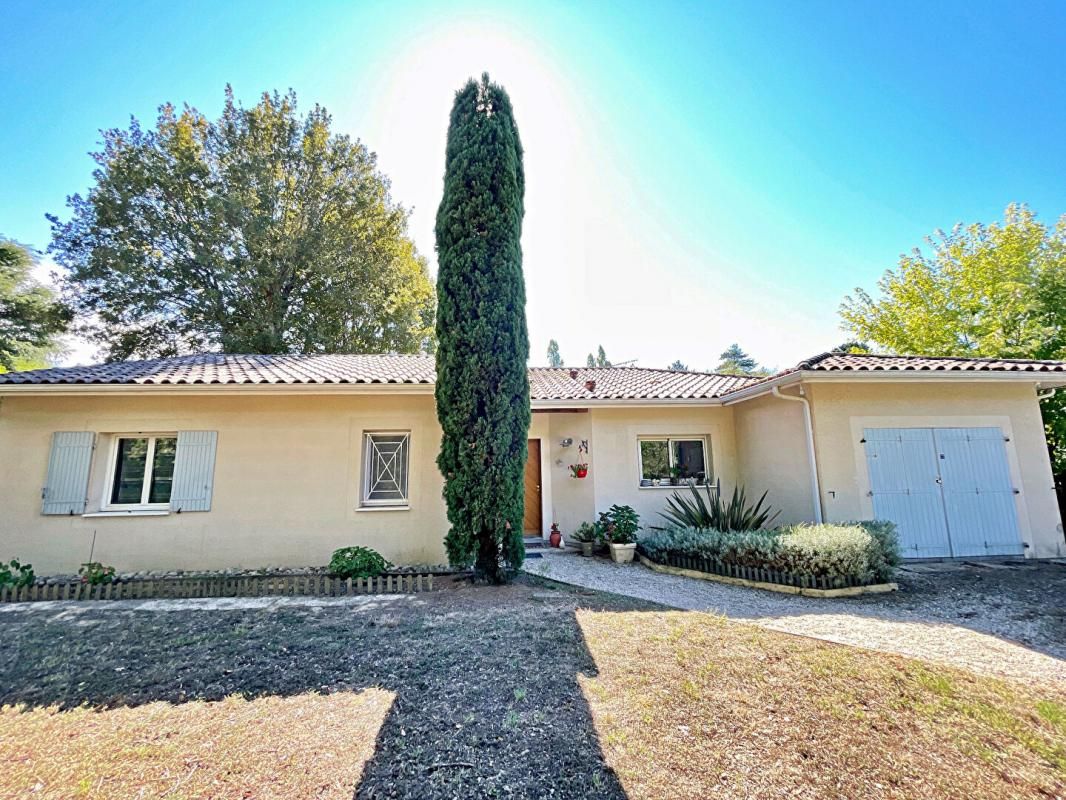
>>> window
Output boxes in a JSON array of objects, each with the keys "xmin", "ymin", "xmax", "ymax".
[
  {"xmin": 362, "ymin": 432, "xmax": 410, "ymax": 506},
  {"xmin": 106, "ymin": 435, "xmax": 177, "ymax": 507},
  {"xmin": 638, "ymin": 437, "xmax": 710, "ymax": 485}
]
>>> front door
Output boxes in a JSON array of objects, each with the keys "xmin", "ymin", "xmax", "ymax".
[{"xmin": 523, "ymin": 439, "xmax": 542, "ymax": 535}]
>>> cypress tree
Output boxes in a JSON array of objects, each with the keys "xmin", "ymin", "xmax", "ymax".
[{"xmin": 435, "ymin": 74, "xmax": 529, "ymax": 582}]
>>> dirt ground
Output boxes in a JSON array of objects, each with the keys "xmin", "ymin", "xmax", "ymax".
[
  {"xmin": 2, "ymin": 573, "xmax": 1064, "ymax": 799},
  {"xmin": 0, "ymin": 576, "xmax": 657, "ymax": 799}
]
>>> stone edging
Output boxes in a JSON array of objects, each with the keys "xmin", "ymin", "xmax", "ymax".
[{"xmin": 637, "ymin": 555, "xmax": 898, "ymax": 598}]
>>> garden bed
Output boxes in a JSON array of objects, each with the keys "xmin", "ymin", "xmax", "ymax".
[{"xmin": 637, "ymin": 554, "xmax": 897, "ymax": 597}]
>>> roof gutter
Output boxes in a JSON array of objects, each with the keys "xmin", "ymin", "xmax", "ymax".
[{"xmin": 771, "ymin": 385, "xmax": 823, "ymax": 524}]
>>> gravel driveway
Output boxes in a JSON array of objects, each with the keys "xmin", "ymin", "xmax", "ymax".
[{"xmin": 524, "ymin": 552, "xmax": 1066, "ymax": 685}]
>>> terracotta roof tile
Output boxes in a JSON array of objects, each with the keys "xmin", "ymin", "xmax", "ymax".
[
  {"xmin": 0, "ymin": 353, "xmax": 437, "ymax": 386},
  {"xmin": 797, "ymin": 352, "xmax": 1066, "ymax": 373},
  {"xmin": 2, "ymin": 352, "xmax": 1063, "ymax": 398},
  {"xmin": 528, "ymin": 367, "xmax": 756, "ymax": 400}
]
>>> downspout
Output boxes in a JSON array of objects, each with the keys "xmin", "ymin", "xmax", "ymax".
[
  {"xmin": 771, "ymin": 385, "xmax": 824, "ymax": 524},
  {"xmin": 1037, "ymin": 387, "xmax": 1056, "ymax": 401}
]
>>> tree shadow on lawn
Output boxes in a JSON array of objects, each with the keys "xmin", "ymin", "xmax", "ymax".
[{"xmin": 0, "ymin": 577, "xmax": 651, "ymax": 799}]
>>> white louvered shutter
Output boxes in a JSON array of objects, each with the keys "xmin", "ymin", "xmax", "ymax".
[
  {"xmin": 41, "ymin": 431, "xmax": 95, "ymax": 515},
  {"xmin": 170, "ymin": 431, "xmax": 218, "ymax": 512}
]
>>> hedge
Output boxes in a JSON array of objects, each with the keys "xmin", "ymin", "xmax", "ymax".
[{"xmin": 637, "ymin": 521, "xmax": 900, "ymax": 585}]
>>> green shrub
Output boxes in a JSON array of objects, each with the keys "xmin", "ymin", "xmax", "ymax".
[
  {"xmin": 658, "ymin": 479, "xmax": 779, "ymax": 532},
  {"xmin": 638, "ymin": 520, "xmax": 899, "ymax": 585},
  {"xmin": 328, "ymin": 546, "xmax": 391, "ymax": 579},
  {"xmin": 569, "ymin": 522, "xmax": 597, "ymax": 543},
  {"xmin": 595, "ymin": 505, "xmax": 641, "ymax": 545},
  {"xmin": 0, "ymin": 558, "xmax": 35, "ymax": 588},
  {"xmin": 79, "ymin": 562, "xmax": 116, "ymax": 585},
  {"xmin": 849, "ymin": 520, "xmax": 901, "ymax": 582}
]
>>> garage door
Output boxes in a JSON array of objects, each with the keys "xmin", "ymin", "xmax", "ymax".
[{"xmin": 863, "ymin": 427, "xmax": 1023, "ymax": 559}]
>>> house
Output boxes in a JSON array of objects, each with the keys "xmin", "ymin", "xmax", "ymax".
[{"xmin": 1, "ymin": 351, "xmax": 1064, "ymax": 574}]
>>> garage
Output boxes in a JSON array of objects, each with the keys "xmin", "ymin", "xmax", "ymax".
[{"xmin": 862, "ymin": 427, "xmax": 1023, "ymax": 558}]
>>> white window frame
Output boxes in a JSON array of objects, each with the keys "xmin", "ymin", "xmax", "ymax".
[
  {"xmin": 637, "ymin": 436, "xmax": 711, "ymax": 487},
  {"xmin": 102, "ymin": 433, "xmax": 178, "ymax": 511},
  {"xmin": 361, "ymin": 431, "xmax": 411, "ymax": 508}
]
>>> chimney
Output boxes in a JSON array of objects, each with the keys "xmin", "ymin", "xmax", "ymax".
[
  {"xmin": 585, "ymin": 379, "xmax": 596, "ymax": 392},
  {"xmin": 569, "ymin": 369, "xmax": 579, "ymax": 379}
]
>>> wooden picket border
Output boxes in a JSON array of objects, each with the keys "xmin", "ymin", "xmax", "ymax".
[{"xmin": 0, "ymin": 572, "xmax": 434, "ymax": 604}]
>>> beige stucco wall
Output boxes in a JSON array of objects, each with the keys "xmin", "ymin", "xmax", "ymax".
[
  {"xmin": 732, "ymin": 393, "xmax": 815, "ymax": 525},
  {"xmin": 0, "ymin": 393, "xmax": 449, "ymax": 574},
  {"xmin": 3, "ymin": 379, "xmax": 1062, "ymax": 573},
  {"xmin": 806, "ymin": 381, "xmax": 1065, "ymax": 558},
  {"xmin": 584, "ymin": 406, "xmax": 737, "ymax": 533}
]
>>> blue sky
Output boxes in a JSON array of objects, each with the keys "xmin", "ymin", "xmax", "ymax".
[{"xmin": 3, "ymin": 0, "xmax": 1064, "ymax": 369}]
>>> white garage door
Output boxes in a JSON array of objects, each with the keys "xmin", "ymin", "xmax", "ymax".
[{"xmin": 863, "ymin": 427, "xmax": 1023, "ymax": 559}]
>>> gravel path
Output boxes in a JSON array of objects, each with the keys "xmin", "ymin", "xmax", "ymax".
[{"xmin": 523, "ymin": 552, "xmax": 1066, "ymax": 685}]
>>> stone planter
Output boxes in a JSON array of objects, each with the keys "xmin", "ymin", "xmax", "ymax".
[
  {"xmin": 608, "ymin": 542, "xmax": 636, "ymax": 564},
  {"xmin": 581, "ymin": 541, "xmax": 594, "ymax": 557}
]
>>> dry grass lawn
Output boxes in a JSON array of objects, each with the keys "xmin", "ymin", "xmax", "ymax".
[
  {"xmin": 0, "ymin": 689, "xmax": 394, "ymax": 800},
  {"xmin": 579, "ymin": 610, "xmax": 1066, "ymax": 800}
]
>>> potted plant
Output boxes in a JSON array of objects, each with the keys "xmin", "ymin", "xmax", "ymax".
[
  {"xmin": 601, "ymin": 504, "xmax": 640, "ymax": 563},
  {"xmin": 569, "ymin": 463, "xmax": 589, "ymax": 479},
  {"xmin": 669, "ymin": 465, "xmax": 685, "ymax": 486},
  {"xmin": 549, "ymin": 522, "xmax": 562, "ymax": 548},
  {"xmin": 571, "ymin": 522, "xmax": 597, "ymax": 557}
]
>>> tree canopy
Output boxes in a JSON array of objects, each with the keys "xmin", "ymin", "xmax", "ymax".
[
  {"xmin": 668, "ymin": 359, "xmax": 689, "ymax": 371},
  {"xmin": 435, "ymin": 75, "xmax": 529, "ymax": 583},
  {"xmin": 586, "ymin": 345, "xmax": 611, "ymax": 367},
  {"xmin": 546, "ymin": 338, "xmax": 563, "ymax": 367},
  {"xmin": 0, "ymin": 239, "xmax": 70, "ymax": 371},
  {"xmin": 840, "ymin": 203, "xmax": 1066, "ymax": 498},
  {"xmin": 716, "ymin": 343, "xmax": 760, "ymax": 375},
  {"xmin": 49, "ymin": 87, "xmax": 435, "ymax": 361}
]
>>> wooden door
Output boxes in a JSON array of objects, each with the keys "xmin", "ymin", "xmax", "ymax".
[{"xmin": 523, "ymin": 439, "xmax": 542, "ymax": 535}]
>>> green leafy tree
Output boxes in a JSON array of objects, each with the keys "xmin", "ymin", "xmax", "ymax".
[
  {"xmin": 0, "ymin": 239, "xmax": 70, "ymax": 371},
  {"xmin": 832, "ymin": 340, "xmax": 871, "ymax": 354},
  {"xmin": 840, "ymin": 203, "xmax": 1066, "ymax": 514},
  {"xmin": 49, "ymin": 87, "xmax": 435, "ymax": 360},
  {"xmin": 586, "ymin": 344, "xmax": 611, "ymax": 367},
  {"xmin": 668, "ymin": 359, "xmax": 689, "ymax": 371},
  {"xmin": 435, "ymin": 74, "xmax": 529, "ymax": 582},
  {"xmin": 716, "ymin": 343, "xmax": 759, "ymax": 375},
  {"xmin": 546, "ymin": 338, "xmax": 563, "ymax": 367}
]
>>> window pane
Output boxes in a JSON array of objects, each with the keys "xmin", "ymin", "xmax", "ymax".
[
  {"xmin": 640, "ymin": 440, "xmax": 670, "ymax": 480},
  {"xmin": 148, "ymin": 437, "xmax": 177, "ymax": 503},
  {"xmin": 672, "ymin": 440, "xmax": 707, "ymax": 484},
  {"xmin": 111, "ymin": 438, "xmax": 148, "ymax": 504},
  {"xmin": 365, "ymin": 434, "xmax": 409, "ymax": 503}
]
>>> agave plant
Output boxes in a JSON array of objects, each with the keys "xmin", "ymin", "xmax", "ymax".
[{"xmin": 658, "ymin": 478, "xmax": 779, "ymax": 532}]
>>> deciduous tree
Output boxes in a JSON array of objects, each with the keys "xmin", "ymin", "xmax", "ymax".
[
  {"xmin": 49, "ymin": 87, "xmax": 435, "ymax": 360},
  {"xmin": 840, "ymin": 203, "xmax": 1066, "ymax": 513},
  {"xmin": 435, "ymin": 75, "xmax": 529, "ymax": 582},
  {"xmin": 0, "ymin": 239, "xmax": 70, "ymax": 371}
]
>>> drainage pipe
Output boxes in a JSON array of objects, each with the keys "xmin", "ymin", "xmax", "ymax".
[{"xmin": 771, "ymin": 385, "xmax": 824, "ymax": 524}]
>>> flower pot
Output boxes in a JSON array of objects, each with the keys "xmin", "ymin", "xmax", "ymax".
[
  {"xmin": 572, "ymin": 467, "xmax": 588, "ymax": 479},
  {"xmin": 608, "ymin": 542, "xmax": 637, "ymax": 564},
  {"xmin": 549, "ymin": 528, "xmax": 562, "ymax": 548},
  {"xmin": 581, "ymin": 541, "xmax": 594, "ymax": 557}
]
